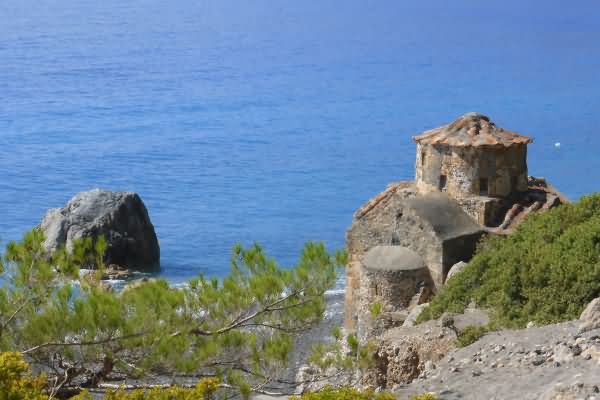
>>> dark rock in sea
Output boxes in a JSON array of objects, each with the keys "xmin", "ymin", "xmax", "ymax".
[
  {"xmin": 102, "ymin": 264, "xmax": 136, "ymax": 280},
  {"xmin": 40, "ymin": 189, "xmax": 160, "ymax": 272}
]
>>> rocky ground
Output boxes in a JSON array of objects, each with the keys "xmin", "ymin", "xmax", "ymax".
[
  {"xmin": 268, "ymin": 321, "xmax": 600, "ymax": 400},
  {"xmin": 395, "ymin": 321, "xmax": 600, "ymax": 400},
  {"xmin": 291, "ymin": 299, "xmax": 600, "ymax": 400}
]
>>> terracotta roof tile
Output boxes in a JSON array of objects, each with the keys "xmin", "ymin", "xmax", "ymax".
[{"xmin": 413, "ymin": 113, "xmax": 533, "ymax": 147}]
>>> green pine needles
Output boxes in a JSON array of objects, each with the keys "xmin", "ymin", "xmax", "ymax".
[{"xmin": 0, "ymin": 228, "xmax": 347, "ymax": 398}]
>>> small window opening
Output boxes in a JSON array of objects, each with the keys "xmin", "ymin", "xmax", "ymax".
[
  {"xmin": 479, "ymin": 178, "xmax": 489, "ymax": 196},
  {"xmin": 421, "ymin": 151, "xmax": 426, "ymax": 166},
  {"xmin": 439, "ymin": 175, "xmax": 447, "ymax": 191}
]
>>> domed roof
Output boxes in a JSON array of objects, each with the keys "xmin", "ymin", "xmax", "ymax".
[
  {"xmin": 413, "ymin": 113, "xmax": 533, "ymax": 147},
  {"xmin": 363, "ymin": 246, "xmax": 425, "ymax": 272}
]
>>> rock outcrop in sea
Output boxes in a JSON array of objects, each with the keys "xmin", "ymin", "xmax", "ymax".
[{"xmin": 39, "ymin": 188, "xmax": 160, "ymax": 272}]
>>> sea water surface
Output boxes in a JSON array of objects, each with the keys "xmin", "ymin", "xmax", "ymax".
[{"xmin": 1, "ymin": 0, "xmax": 599, "ymax": 283}]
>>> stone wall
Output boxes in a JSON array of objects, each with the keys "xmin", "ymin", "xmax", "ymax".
[
  {"xmin": 356, "ymin": 246, "xmax": 434, "ymax": 341},
  {"xmin": 393, "ymin": 205, "xmax": 445, "ymax": 287},
  {"xmin": 415, "ymin": 143, "xmax": 528, "ymax": 199},
  {"xmin": 455, "ymin": 196, "xmax": 508, "ymax": 227},
  {"xmin": 345, "ymin": 183, "xmax": 485, "ymax": 331},
  {"xmin": 345, "ymin": 182, "xmax": 429, "ymax": 329}
]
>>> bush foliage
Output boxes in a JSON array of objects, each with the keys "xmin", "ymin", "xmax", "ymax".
[
  {"xmin": 0, "ymin": 352, "xmax": 48, "ymax": 400},
  {"xmin": 291, "ymin": 386, "xmax": 395, "ymax": 400},
  {"xmin": 456, "ymin": 326, "xmax": 489, "ymax": 348},
  {"xmin": 419, "ymin": 193, "xmax": 600, "ymax": 327},
  {"xmin": 72, "ymin": 378, "xmax": 220, "ymax": 400}
]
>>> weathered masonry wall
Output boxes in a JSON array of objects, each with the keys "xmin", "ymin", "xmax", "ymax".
[
  {"xmin": 357, "ymin": 246, "xmax": 433, "ymax": 340},
  {"xmin": 415, "ymin": 143, "xmax": 528, "ymax": 199},
  {"xmin": 344, "ymin": 184, "xmax": 429, "ymax": 330},
  {"xmin": 393, "ymin": 206, "xmax": 445, "ymax": 287},
  {"xmin": 455, "ymin": 196, "xmax": 507, "ymax": 227}
]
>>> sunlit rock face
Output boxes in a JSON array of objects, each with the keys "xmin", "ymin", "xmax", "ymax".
[{"xmin": 40, "ymin": 188, "xmax": 160, "ymax": 272}]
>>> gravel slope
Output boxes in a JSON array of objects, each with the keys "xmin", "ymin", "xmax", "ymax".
[{"xmin": 395, "ymin": 321, "xmax": 600, "ymax": 400}]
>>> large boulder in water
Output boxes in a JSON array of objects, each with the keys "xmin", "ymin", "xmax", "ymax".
[{"xmin": 40, "ymin": 189, "xmax": 160, "ymax": 272}]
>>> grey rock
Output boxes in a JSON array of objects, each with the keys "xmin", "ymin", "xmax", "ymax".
[
  {"xmin": 493, "ymin": 345, "xmax": 505, "ymax": 353},
  {"xmin": 102, "ymin": 264, "xmax": 135, "ymax": 280},
  {"xmin": 531, "ymin": 356, "xmax": 545, "ymax": 366},
  {"xmin": 552, "ymin": 343, "xmax": 574, "ymax": 364},
  {"xmin": 403, "ymin": 303, "xmax": 430, "ymax": 328},
  {"xmin": 446, "ymin": 261, "xmax": 467, "ymax": 282},
  {"xmin": 361, "ymin": 319, "xmax": 457, "ymax": 388},
  {"xmin": 453, "ymin": 308, "xmax": 490, "ymax": 332},
  {"xmin": 440, "ymin": 313, "xmax": 455, "ymax": 329},
  {"xmin": 579, "ymin": 298, "xmax": 600, "ymax": 333},
  {"xmin": 40, "ymin": 189, "xmax": 160, "ymax": 272}
]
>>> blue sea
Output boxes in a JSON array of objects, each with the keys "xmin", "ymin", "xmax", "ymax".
[{"xmin": 1, "ymin": 0, "xmax": 599, "ymax": 283}]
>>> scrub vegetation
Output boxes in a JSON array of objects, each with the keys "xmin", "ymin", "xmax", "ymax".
[{"xmin": 419, "ymin": 193, "xmax": 600, "ymax": 328}]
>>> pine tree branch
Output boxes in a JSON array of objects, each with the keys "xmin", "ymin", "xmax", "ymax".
[
  {"xmin": 242, "ymin": 322, "xmax": 313, "ymax": 333},
  {"xmin": 23, "ymin": 289, "xmax": 322, "ymax": 355},
  {"xmin": 0, "ymin": 298, "xmax": 30, "ymax": 335},
  {"xmin": 21, "ymin": 332, "xmax": 148, "ymax": 355},
  {"xmin": 186, "ymin": 290, "xmax": 320, "ymax": 337}
]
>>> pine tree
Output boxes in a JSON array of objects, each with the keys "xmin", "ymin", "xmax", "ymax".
[{"xmin": 0, "ymin": 229, "xmax": 346, "ymax": 398}]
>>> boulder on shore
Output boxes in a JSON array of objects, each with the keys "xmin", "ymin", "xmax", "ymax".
[{"xmin": 40, "ymin": 189, "xmax": 160, "ymax": 272}]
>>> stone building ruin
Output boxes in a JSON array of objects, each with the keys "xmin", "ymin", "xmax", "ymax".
[
  {"xmin": 414, "ymin": 112, "xmax": 535, "ymax": 226},
  {"xmin": 345, "ymin": 113, "xmax": 565, "ymax": 338},
  {"xmin": 415, "ymin": 112, "xmax": 531, "ymax": 199}
]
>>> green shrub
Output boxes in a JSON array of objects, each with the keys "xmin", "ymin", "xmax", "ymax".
[
  {"xmin": 419, "ymin": 193, "xmax": 600, "ymax": 328},
  {"xmin": 0, "ymin": 352, "xmax": 48, "ymax": 400},
  {"xmin": 290, "ymin": 387, "xmax": 436, "ymax": 400},
  {"xmin": 72, "ymin": 378, "xmax": 220, "ymax": 400},
  {"xmin": 410, "ymin": 393, "xmax": 436, "ymax": 400},
  {"xmin": 410, "ymin": 394, "xmax": 436, "ymax": 400},
  {"xmin": 370, "ymin": 302, "xmax": 382, "ymax": 317},
  {"xmin": 291, "ymin": 386, "xmax": 395, "ymax": 400},
  {"xmin": 456, "ymin": 326, "xmax": 489, "ymax": 347}
]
